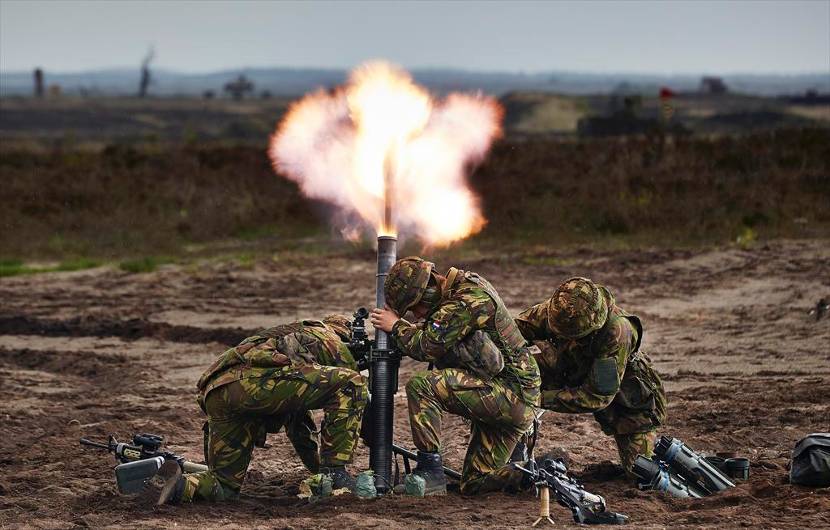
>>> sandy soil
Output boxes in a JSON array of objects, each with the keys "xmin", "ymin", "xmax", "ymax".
[{"xmin": 1, "ymin": 239, "xmax": 828, "ymax": 529}]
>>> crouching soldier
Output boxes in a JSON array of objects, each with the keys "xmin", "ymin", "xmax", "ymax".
[
  {"xmin": 371, "ymin": 257, "xmax": 541, "ymax": 495},
  {"xmin": 516, "ymin": 277, "xmax": 667, "ymax": 474},
  {"xmin": 143, "ymin": 315, "xmax": 368, "ymax": 505}
]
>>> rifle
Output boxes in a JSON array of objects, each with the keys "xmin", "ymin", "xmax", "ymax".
[
  {"xmin": 80, "ymin": 433, "xmax": 207, "ymax": 494},
  {"xmin": 80, "ymin": 433, "xmax": 207, "ymax": 472},
  {"xmin": 513, "ymin": 458, "xmax": 628, "ymax": 526}
]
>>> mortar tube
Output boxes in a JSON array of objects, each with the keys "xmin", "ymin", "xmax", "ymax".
[
  {"xmin": 375, "ymin": 236, "xmax": 397, "ymax": 349},
  {"xmin": 369, "ymin": 235, "xmax": 398, "ymax": 492}
]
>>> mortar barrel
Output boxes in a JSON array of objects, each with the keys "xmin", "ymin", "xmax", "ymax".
[{"xmin": 375, "ymin": 236, "xmax": 397, "ymax": 349}]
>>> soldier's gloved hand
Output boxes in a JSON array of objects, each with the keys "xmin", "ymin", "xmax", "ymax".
[{"xmin": 370, "ymin": 306, "xmax": 399, "ymax": 333}]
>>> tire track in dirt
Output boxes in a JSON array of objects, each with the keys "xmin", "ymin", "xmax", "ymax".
[{"xmin": 0, "ymin": 315, "xmax": 250, "ymax": 346}]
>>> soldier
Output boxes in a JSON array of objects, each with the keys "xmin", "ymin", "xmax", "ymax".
[
  {"xmin": 515, "ymin": 277, "xmax": 667, "ymax": 475},
  {"xmin": 370, "ymin": 257, "xmax": 541, "ymax": 495},
  {"xmin": 142, "ymin": 315, "xmax": 368, "ymax": 505}
]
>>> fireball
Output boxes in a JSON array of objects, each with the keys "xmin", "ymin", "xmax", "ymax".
[{"xmin": 268, "ymin": 61, "xmax": 501, "ymax": 246}]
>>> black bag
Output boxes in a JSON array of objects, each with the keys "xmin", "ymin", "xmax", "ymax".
[{"xmin": 790, "ymin": 433, "xmax": 830, "ymax": 487}]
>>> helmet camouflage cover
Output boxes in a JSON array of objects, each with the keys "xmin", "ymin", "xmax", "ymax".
[
  {"xmin": 384, "ymin": 257, "xmax": 435, "ymax": 315},
  {"xmin": 546, "ymin": 277, "xmax": 609, "ymax": 339},
  {"xmin": 322, "ymin": 314, "xmax": 352, "ymax": 341}
]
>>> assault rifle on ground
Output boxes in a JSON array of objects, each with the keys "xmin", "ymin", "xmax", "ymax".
[
  {"xmin": 513, "ymin": 457, "xmax": 628, "ymax": 526},
  {"xmin": 80, "ymin": 433, "xmax": 207, "ymax": 494}
]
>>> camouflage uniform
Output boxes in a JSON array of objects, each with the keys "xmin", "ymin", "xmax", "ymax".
[
  {"xmin": 181, "ymin": 318, "xmax": 367, "ymax": 502},
  {"xmin": 516, "ymin": 279, "xmax": 667, "ymax": 472},
  {"xmin": 393, "ymin": 267, "xmax": 541, "ymax": 495}
]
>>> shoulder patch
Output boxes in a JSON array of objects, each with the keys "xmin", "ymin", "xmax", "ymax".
[{"xmin": 591, "ymin": 356, "xmax": 620, "ymax": 396}]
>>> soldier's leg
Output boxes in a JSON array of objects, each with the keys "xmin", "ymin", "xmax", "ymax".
[
  {"xmin": 182, "ymin": 385, "xmax": 259, "ymax": 502},
  {"xmin": 405, "ymin": 370, "xmax": 447, "ymax": 452},
  {"xmin": 613, "ymin": 430, "xmax": 658, "ymax": 474},
  {"xmin": 284, "ymin": 411, "xmax": 320, "ymax": 473},
  {"xmin": 406, "ymin": 368, "xmax": 532, "ymax": 494},
  {"xmin": 460, "ymin": 421, "xmax": 527, "ymax": 495},
  {"xmin": 291, "ymin": 365, "xmax": 368, "ymax": 467},
  {"xmin": 183, "ymin": 374, "xmax": 324, "ymax": 502}
]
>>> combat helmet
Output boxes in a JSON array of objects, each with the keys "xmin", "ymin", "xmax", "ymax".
[
  {"xmin": 384, "ymin": 257, "xmax": 435, "ymax": 315},
  {"xmin": 323, "ymin": 314, "xmax": 352, "ymax": 341},
  {"xmin": 546, "ymin": 277, "xmax": 610, "ymax": 339}
]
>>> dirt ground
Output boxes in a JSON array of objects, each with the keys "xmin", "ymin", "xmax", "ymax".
[{"xmin": 1, "ymin": 239, "xmax": 828, "ymax": 529}]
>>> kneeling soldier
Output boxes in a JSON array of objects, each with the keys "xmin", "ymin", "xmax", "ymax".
[
  {"xmin": 371, "ymin": 257, "xmax": 541, "ymax": 495},
  {"xmin": 516, "ymin": 278, "xmax": 667, "ymax": 474},
  {"xmin": 144, "ymin": 315, "xmax": 368, "ymax": 505}
]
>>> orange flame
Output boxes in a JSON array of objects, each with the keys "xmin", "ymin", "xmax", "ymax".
[{"xmin": 268, "ymin": 61, "xmax": 501, "ymax": 246}]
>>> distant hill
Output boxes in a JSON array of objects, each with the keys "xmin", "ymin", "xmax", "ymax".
[{"xmin": 1, "ymin": 67, "xmax": 828, "ymax": 97}]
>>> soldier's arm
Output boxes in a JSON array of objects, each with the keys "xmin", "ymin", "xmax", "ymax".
[
  {"xmin": 533, "ymin": 340, "xmax": 567, "ymax": 389},
  {"xmin": 541, "ymin": 318, "xmax": 633, "ymax": 413},
  {"xmin": 515, "ymin": 303, "xmax": 549, "ymax": 341},
  {"xmin": 334, "ymin": 342, "xmax": 358, "ymax": 371},
  {"xmin": 391, "ymin": 300, "xmax": 479, "ymax": 362},
  {"xmin": 309, "ymin": 330, "xmax": 358, "ymax": 370}
]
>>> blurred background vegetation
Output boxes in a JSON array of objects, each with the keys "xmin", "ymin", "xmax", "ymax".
[{"xmin": 1, "ymin": 92, "xmax": 828, "ymax": 274}]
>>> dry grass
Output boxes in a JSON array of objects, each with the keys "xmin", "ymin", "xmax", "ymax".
[
  {"xmin": 473, "ymin": 128, "xmax": 830, "ymax": 245},
  {"xmin": 1, "ymin": 128, "xmax": 828, "ymax": 260}
]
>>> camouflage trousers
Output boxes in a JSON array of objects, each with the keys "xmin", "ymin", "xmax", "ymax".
[
  {"xmin": 264, "ymin": 411, "xmax": 321, "ymax": 473},
  {"xmin": 406, "ymin": 368, "xmax": 538, "ymax": 495},
  {"xmin": 614, "ymin": 430, "xmax": 658, "ymax": 473},
  {"xmin": 182, "ymin": 364, "xmax": 367, "ymax": 502},
  {"xmin": 200, "ymin": 413, "xmax": 322, "ymax": 474}
]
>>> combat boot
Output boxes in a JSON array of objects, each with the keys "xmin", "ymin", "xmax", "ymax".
[
  {"xmin": 321, "ymin": 466, "xmax": 356, "ymax": 491},
  {"xmin": 137, "ymin": 460, "xmax": 185, "ymax": 506},
  {"xmin": 407, "ymin": 451, "xmax": 448, "ymax": 496}
]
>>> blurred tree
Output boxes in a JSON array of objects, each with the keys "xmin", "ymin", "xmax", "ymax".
[
  {"xmin": 33, "ymin": 68, "xmax": 44, "ymax": 98},
  {"xmin": 138, "ymin": 47, "xmax": 155, "ymax": 98},
  {"xmin": 224, "ymin": 75, "xmax": 254, "ymax": 100}
]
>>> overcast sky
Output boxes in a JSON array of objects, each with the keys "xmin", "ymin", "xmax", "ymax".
[{"xmin": 1, "ymin": 0, "xmax": 828, "ymax": 74}]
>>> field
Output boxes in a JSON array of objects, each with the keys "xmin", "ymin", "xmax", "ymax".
[
  {"xmin": 2, "ymin": 91, "xmax": 828, "ymax": 147},
  {"xmin": 1, "ymin": 95, "xmax": 829, "ymax": 528},
  {"xmin": 1, "ymin": 240, "xmax": 829, "ymax": 528}
]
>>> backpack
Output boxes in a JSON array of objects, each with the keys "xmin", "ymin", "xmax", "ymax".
[{"xmin": 790, "ymin": 433, "xmax": 830, "ymax": 487}]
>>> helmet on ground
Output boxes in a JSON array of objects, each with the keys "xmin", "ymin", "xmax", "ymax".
[
  {"xmin": 546, "ymin": 277, "xmax": 609, "ymax": 339},
  {"xmin": 323, "ymin": 314, "xmax": 352, "ymax": 341},
  {"xmin": 384, "ymin": 257, "xmax": 435, "ymax": 315}
]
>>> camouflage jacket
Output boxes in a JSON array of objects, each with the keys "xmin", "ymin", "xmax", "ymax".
[
  {"xmin": 197, "ymin": 320, "xmax": 356, "ymax": 397},
  {"xmin": 516, "ymin": 292, "xmax": 644, "ymax": 414},
  {"xmin": 392, "ymin": 268, "xmax": 540, "ymax": 404}
]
